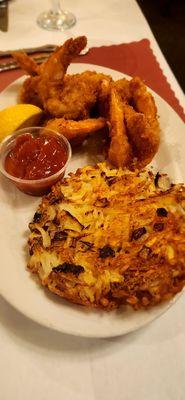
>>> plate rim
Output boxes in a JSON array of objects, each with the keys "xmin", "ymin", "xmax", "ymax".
[{"xmin": 0, "ymin": 63, "xmax": 184, "ymax": 338}]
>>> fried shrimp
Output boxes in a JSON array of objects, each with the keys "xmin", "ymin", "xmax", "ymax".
[
  {"xmin": 39, "ymin": 36, "xmax": 87, "ymax": 82},
  {"xmin": 106, "ymin": 78, "xmax": 160, "ymax": 169},
  {"xmin": 13, "ymin": 36, "xmax": 87, "ymax": 79},
  {"xmin": 45, "ymin": 117, "xmax": 106, "ymax": 145},
  {"xmin": 36, "ymin": 36, "xmax": 87, "ymax": 115},
  {"xmin": 129, "ymin": 76, "xmax": 157, "ymax": 119},
  {"xmin": 44, "ymin": 71, "xmax": 111, "ymax": 119},
  {"xmin": 14, "ymin": 36, "xmax": 160, "ymax": 169},
  {"xmin": 123, "ymin": 104, "xmax": 160, "ymax": 169},
  {"xmin": 126, "ymin": 77, "xmax": 160, "ymax": 168},
  {"xmin": 13, "ymin": 36, "xmax": 88, "ymax": 115},
  {"xmin": 108, "ymin": 88, "xmax": 133, "ymax": 167},
  {"xmin": 14, "ymin": 37, "xmax": 112, "ymax": 120}
]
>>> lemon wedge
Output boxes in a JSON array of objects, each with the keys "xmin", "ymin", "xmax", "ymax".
[{"xmin": 0, "ymin": 104, "xmax": 43, "ymax": 142}]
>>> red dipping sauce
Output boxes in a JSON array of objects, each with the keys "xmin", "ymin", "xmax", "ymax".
[
  {"xmin": 2, "ymin": 129, "xmax": 71, "ymax": 196},
  {"xmin": 5, "ymin": 133, "xmax": 67, "ymax": 180}
]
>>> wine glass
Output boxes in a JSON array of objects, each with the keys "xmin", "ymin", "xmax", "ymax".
[{"xmin": 37, "ymin": 0, "xmax": 76, "ymax": 31}]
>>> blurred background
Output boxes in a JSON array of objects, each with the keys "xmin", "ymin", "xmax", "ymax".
[{"xmin": 137, "ymin": 0, "xmax": 185, "ymax": 92}]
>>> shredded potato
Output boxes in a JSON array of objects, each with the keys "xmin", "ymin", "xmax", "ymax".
[{"xmin": 28, "ymin": 163, "xmax": 185, "ymax": 310}]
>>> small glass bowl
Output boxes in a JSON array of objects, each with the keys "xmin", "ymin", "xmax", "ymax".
[{"xmin": 0, "ymin": 127, "xmax": 72, "ymax": 196}]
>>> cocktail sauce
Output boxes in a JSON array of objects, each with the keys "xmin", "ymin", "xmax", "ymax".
[
  {"xmin": 4, "ymin": 133, "xmax": 68, "ymax": 196},
  {"xmin": 5, "ymin": 133, "xmax": 67, "ymax": 180}
]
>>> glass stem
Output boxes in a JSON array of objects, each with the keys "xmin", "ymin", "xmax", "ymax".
[{"xmin": 51, "ymin": 0, "xmax": 62, "ymax": 13}]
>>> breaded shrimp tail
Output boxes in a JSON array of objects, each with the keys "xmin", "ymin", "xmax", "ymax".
[
  {"xmin": 12, "ymin": 36, "xmax": 87, "ymax": 80},
  {"xmin": 11, "ymin": 51, "xmax": 40, "ymax": 76},
  {"xmin": 39, "ymin": 36, "xmax": 87, "ymax": 83}
]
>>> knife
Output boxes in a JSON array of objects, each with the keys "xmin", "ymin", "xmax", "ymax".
[{"xmin": 0, "ymin": 0, "xmax": 8, "ymax": 32}]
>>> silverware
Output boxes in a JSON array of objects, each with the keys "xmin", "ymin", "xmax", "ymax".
[
  {"xmin": 0, "ymin": 46, "xmax": 90, "ymax": 72},
  {"xmin": 0, "ymin": 55, "xmax": 49, "ymax": 72},
  {"xmin": 0, "ymin": 44, "xmax": 89, "ymax": 58},
  {"xmin": 0, "ymin": 0, "xmax": 8, "ymax": 32},
  {"xmin": 0, "ymin": 44, "xmax": 57, "ymax": 57}
]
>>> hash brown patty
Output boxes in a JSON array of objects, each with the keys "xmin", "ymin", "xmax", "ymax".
[{"xmin": 28, "ymin": 163, "xmax": 185, "ymax": 310}]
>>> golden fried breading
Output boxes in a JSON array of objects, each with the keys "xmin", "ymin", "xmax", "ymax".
[
  {"xmin": 123, "ymin": 104, "xmax": 160, "ymax": 169},
  {"xmin": 13, "ymin": 36, "xmax": 87, "ymax": 79},
  {"xmin": 113, "ymin": 78, "xmax": 131, "ymax": 103},
  {"xmin": 19, "ymin": 76, "xmax": 43, "ymax": 107},
  {"xmin": 28, "ymin": 163, "xmax": 185, "ymax": 310},
  {"xmin": 129, "ymin": 76, "xmax": 157, "ymax": 119},
  {"xmin": 37, "ymin": 37, "xmax": 87, "ymax": 116},
  {"xmin": 45, "ymin": 117, "xmax": 106, "ymax": 145},
  {"xmin": 99, "ymin": 77, "xmax": 160, "ymax": 170},
  {"xmin": 39, "ymin": 36, "xmax": 87, "ymax": 80},
  {"xmin": 125, "ymin": 77, "xmax": 160, "ymax": 168},
  {"xmin": 45, "ymin": 71, "xmax": 111, "ymax": 119},
  {"xmin": 14, "ymin": 36, "xmax": 160, "ymax": 170},
  {"xmin": 20, "ymin": 70, "xmax": 111, "ymax": 120},
  {"xmin": 13, "ymin": 36, "xmax": 88, "ymax": 116},
  {"xmin": 108, "ymin": 88, "xmax": 133, "ymax": 167},
  {"xmin": 98, "ymin": 78, "xmax": 112, "ymax": 116}
]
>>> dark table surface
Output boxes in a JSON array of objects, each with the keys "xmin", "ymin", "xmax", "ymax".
[{"xmin": 137, "ymin": 0, "xmax": 185, "ymax": 93}]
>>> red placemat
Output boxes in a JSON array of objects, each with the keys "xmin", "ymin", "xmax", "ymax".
[{"xmin": 0, "ymin": 39, "xmax": 184, "ymax": 121}]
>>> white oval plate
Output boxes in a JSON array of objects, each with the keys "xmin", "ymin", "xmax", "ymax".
[{"xmin": 0, "ymin": 64, "xmax": 184, "ymax": 338}]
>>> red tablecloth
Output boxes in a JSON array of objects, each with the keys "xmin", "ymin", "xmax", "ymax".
[{"xmin": 1, "ymin": 39, "xmax": 184, "ymax": 121}]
